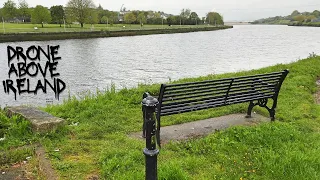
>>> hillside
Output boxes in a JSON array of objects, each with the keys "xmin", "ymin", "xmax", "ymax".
[{"xmin": 252, "ymin": 10, "xmax": 320, "ymax": 26}]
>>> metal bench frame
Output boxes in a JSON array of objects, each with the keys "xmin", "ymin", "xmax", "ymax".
[{"xmin": 141, "ymin": 70, "xmax": 289, "ymax": 179}]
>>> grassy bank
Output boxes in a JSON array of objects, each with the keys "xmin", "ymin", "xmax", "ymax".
[
  {"xmin": 1, "ymin": 56, "xmax": 320, "ymax": 179},
  {"xmin": 0, "ymin": 25, "xmax": 232, "ymax": 43},
  {"xmin": 0, "ymin": 109, "xmax": 34, "ymax": 165},
  {"xmin": 0, "ymin": 23, "xmax": 222, "ymax": 33},
  {"xmin": 288, "ymin": 22, "xmax": 320, "ymax": 27}
]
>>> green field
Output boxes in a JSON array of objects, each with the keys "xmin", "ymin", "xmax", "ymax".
[
  {"xmin": 0, "ymin": 23, "xmax": 216, "ymax": 34},
  {"xmin": 1, "ymin": 55, "xmax": 320, "ymax": 179}
]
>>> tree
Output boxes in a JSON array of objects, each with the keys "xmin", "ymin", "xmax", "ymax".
[
  {"xmin": 96, "ymin": 4, "xmax": 105, "ymax": 23},
  {"xmin": 167, "ymin": 15, "xmax": 181, "ymax": 25},
  {"xmin": 180, "ymin": 8, "xmax": 191, "ymax": 25},
  {"xmin": 293, "ymin": 15, "xmax": 307, "ymax": 22},
  {"xmin": 148, "ymin": 12, "xmax": 162, "ymax": 24},
  {"xmin": 137, "ymin": 12, "xmax": 146, "ymax": 24},
  {"xmin": 180, "ymin": 8, "xmax": 191, "ymax": 19},
  {"xmin": 18, "ymin": 0, "xmax": 30, "ymax": 22},
  {"xmin": 97, "ymin": 4, "xmax": 103, "ymax": 11},
  {"xmin": 311, "ymin": 10, "xmax": 320, "ymax": 18},
  {"xmin": 124, "ymin": 12, "xmax": 136, "ymax": 24},
  {"xmin": 107, "ymin": 11, "xmax": 118, "ymax": 24},
  {"xmin": 101, "ymin": 15, "xmax": 108, "ymax": 25},
  {"xmin": 306, "ymin": 15, "xmax": 316, "ymax": 22},
  {"xmin": 31, "ymin": 5, "xmax": 51, "ymax": 27},
  {"xmin": 291, "ymin": 10, "xmax": 300, "ymax": 17},
  {"xmin": 86, "ymin": 8, "xmax": 98, "ymax": 25},
  {"xmin": 154, "ymin": 12, "xmax": 161, "ymax": 19},
  {"xmin": 190, "ymin": 12, "xmax": 198, "ymax": 19},
  {"xmin": 50, "ymin": 5, "xmax": 64, "ymax": 27},
  {"xmin": 190, "ymin": 12, "xmax": 199, "ymax": 25},
  {"xmin": 2, "ymin": 0, "xmax": 17, "ymax": 20},
  {"xmin": 0, "ymin": 8, "xmax": 3, "ymax": 18},
  {"xmin": 66, "ymin": 0, "xmax": 96, "ymax": 27},
  {"xmin": 206, "ymin": 12, "xmax": 224, "ymax": 25}
]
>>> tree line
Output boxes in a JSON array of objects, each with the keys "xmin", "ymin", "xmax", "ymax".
[
  {"xmin": 0, "ymin": 0, "xmax": 224, "ymax": 28},
  {"xmin": 252, "ymin": 10, "xmax": 320, "ymax": 25}
]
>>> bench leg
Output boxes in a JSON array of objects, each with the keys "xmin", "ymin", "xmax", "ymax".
[
  {"xmin": 245, "ymin": 101, "xmax": 255, "ymax": 118},
  {"xmin": 269, "ymin": 108, "xmax": 276, "ymax": 121}
]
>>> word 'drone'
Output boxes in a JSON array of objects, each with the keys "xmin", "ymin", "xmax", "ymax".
[{"xmin": 2, "ymin": 45, "xmax": 66, "ymax": 101}]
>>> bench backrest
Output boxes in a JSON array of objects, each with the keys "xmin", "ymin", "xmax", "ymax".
[{"xmin": 157, "ymin": 70, "xmax": 289, "ymax": 117}]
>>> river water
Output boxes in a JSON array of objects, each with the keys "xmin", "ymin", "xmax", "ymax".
[{"xmin": 1, "ymin": 25, "xmax": 320, "ymax": 107}]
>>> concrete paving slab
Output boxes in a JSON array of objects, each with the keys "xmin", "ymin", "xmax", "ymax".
[
  {"xmin": 131, "ymin": 113, "xmax": 270, "ymax": 143},
  {"xmin": 5, "ymin": 106, "xmax": 64, "ymax": 133}
]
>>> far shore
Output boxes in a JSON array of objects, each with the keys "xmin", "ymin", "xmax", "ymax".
[{"xmin": 0, "ymin": 26, "xmax": 233, "ymax": 43}]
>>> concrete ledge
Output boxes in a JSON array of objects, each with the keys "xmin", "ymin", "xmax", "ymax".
[
  {"xmin": 131, "ymin": 113, "xmax": 269, "ymax": 143},
  {"xmin": 5, "ymin": 106, "xmax": 64, "ymax": 133}
]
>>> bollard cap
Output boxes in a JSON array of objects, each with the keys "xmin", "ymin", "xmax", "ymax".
[{"xmin": 142, "ymin": 96, "xmax": 159, "ymax": 107}]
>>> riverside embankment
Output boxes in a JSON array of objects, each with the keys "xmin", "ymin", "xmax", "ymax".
[{"xmin": 0, "ymin": 26, "xmax": 232, "ymax": 43}]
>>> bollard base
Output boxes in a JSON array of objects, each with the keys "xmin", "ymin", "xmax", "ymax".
[{"xmin": 143, "ymin": 148, "xmax": 159, "ymax": 180}]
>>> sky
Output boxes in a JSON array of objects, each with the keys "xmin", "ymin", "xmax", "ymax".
[{"xmin": 0, "ymin": 0, "xmax": 319, "ymax": 21}]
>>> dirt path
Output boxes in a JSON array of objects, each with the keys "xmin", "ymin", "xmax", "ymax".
[
  {"xmin": 131, "ymin": 113, "xmax": 269, "ymax": 143},
  {"xmin": 0, "ymin": 145, "xmax": 58, "ymax": 180},
  {"xmin": 35, "ymin": 146, "xmax": 58, "ymax": 180},
  {"xmin": 0, "ymin": 163, "xmax": 30, "ymax": 180}
]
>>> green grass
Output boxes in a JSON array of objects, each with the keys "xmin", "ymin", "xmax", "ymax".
[
  {"xmin": 289, "ymin": 22, "xmax": 320, "ymax": 27},
  {"xmin": 0, "ymin": 109, "xmax": 35, "ymax": 165},
  {"xmin": 1, "ymin": 56, "xmax": 320, "ymax": 179},
  {"xmin": 0, "ymin": 23, "xmax": 217, "ymax": 34}
]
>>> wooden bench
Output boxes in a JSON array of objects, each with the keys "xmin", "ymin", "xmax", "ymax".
[{"xmin": 142, "ymin": 70, "xmax": 289, "ymax": 145}]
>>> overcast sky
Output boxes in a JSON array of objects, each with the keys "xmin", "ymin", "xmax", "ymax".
[{"xmin": 0, "ymin": 0, "xmax": 319, "ymax": 21}]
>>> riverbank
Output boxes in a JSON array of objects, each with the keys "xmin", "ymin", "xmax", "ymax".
[
  {"xmin": 250, "ymin": 22, "xmax": 320, "ymax": 27},
  {"xmin": 0, "ymin": 26, "xmax": 232, "ymax": 43},
  {"xmin": 288, "ymin": 22, "xmax": 320, "ymax": 27},
  {"xmin": 1, "ymin": 56, "xmax": 320, "ymax": 179}
]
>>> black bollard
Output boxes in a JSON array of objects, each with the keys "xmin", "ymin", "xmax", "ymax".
[{"xmin": 142, "ymin": 93, "xmax": 159, "ymax": 180}]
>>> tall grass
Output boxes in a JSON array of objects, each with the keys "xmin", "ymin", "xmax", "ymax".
[{"xmin": 0, "ymin": 109, "xmax": 35, "ymax": 165}]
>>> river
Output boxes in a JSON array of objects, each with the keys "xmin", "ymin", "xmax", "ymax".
[{"xmin": 1, "ymin": 25, "xmax": 320, "ymax": 107}]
